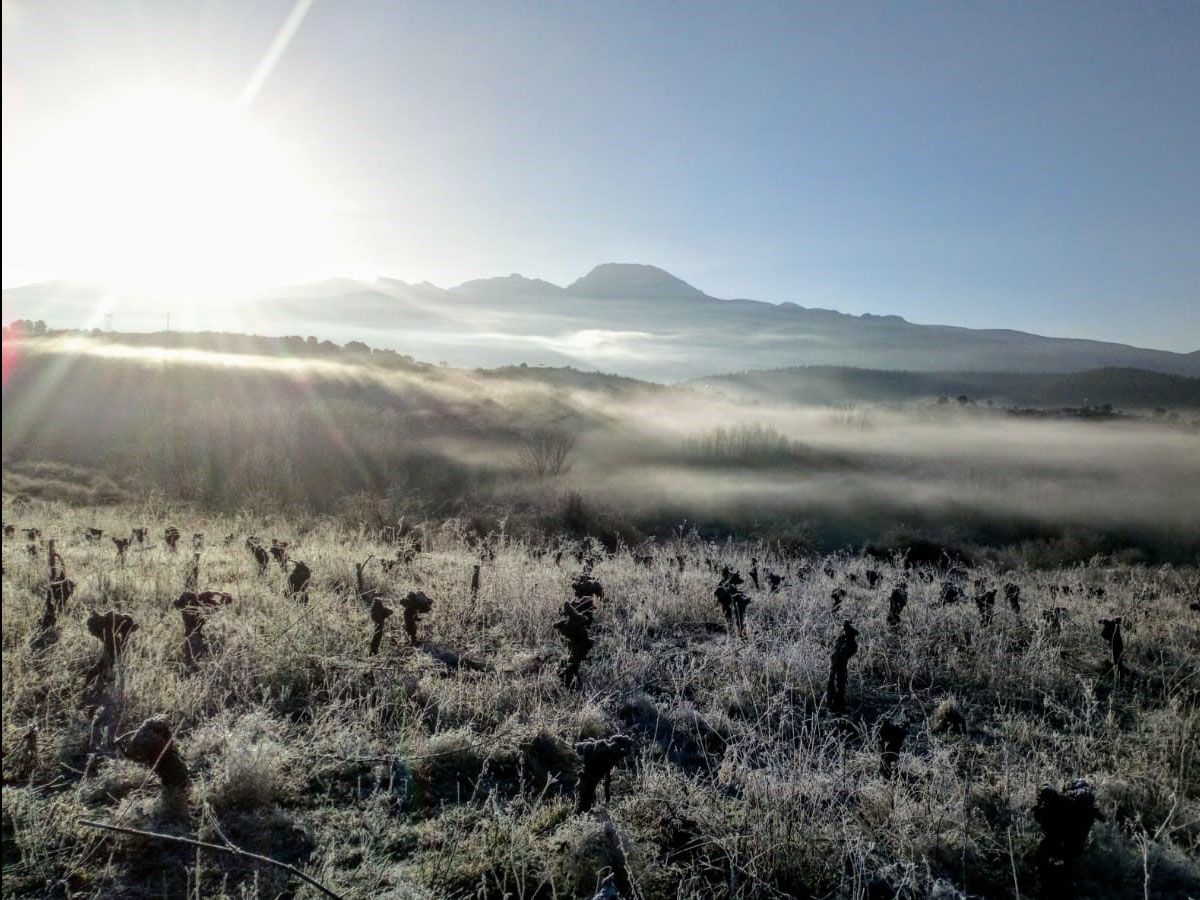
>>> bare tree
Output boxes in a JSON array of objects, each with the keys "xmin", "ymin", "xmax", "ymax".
[{"xmin": 518, "ymin": 426, "xmax": 576, "ymax": 477}]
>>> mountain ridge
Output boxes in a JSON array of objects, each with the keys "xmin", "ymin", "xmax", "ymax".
[{"xmin": 4, "ymin": 263, "xmax": 1197, "ymax": 380}]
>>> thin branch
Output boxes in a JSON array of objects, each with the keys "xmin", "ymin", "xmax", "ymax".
[{"xmin": 79, "ymin": 820, "xmax": 345, "ymax": 900}]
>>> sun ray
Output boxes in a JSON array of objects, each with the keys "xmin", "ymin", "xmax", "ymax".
[{"xmin": 236, "ymin": 0, "xmax": 319, "ymax": 112}]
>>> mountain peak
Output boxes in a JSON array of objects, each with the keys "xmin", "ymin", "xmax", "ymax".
[
  {"xmin": 452, "ymin": 273, "xmax": 565, "ymax": 296},
  {"xmin": 567, "ymin": 263, "xmax": 707, "ymax": 299}
]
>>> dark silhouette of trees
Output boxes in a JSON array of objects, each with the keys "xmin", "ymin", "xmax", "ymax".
[{"xmin": 518, "ymin": 427, "xmax": 576, "ymax": 477}]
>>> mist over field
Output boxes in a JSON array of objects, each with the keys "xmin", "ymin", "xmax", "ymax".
[
  {"xmin": 5, "ymin": 330, "xmax": 1198, "ymax": 563},
  {"xmin": 575, "ymin": 398, "xmax": 1200, "ymax": 537}
]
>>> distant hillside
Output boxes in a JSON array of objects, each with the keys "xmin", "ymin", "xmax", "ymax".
[
  {"xmin": 476, "ymin": 363, "xmax": 661, "ymax": 396},
  {"xmin": 689, "ymin": 366, "xmax": 1200, "ymax": 411},
  {"xmin": 6, "ymin": 330, "xmax": 1199, "ymax": 564},
  {"xmin": 5, "ymin": 263, "xmax": 1198, "ymax": 380},
  {"xmin": 0, "ymin": 332, "xmax": 612, "ymax": 513}
]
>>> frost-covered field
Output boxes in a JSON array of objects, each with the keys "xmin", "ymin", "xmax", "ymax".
[{"xmin": 3, "ymin": 497, "xmax": 1198, "ymax": 899}]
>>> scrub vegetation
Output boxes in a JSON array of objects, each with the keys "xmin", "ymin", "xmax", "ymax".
[{"xmin": 2, "ymin": 498, "xmax": 1199, "ymax": 899}]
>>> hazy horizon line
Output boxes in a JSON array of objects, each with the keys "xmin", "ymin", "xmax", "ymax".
[{"xmin": 3, "ymin": 263, "xmax": 1198, "ymax": 358}]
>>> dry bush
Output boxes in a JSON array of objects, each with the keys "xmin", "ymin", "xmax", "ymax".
[{"xmin": 516, "ymin": 426, "xmax": 576, "ymax": 478}]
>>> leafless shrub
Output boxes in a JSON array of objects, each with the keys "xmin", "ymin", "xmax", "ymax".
[
  {"xmin": 369, "ymin": 596, "xmax": 393, "ymax": 655},
  {"xmin": 517, "ymin": 426, "xmax": 576, "ymax": 477},
  {"xmin": 46, "ymin": 540, "xmax": 74, "ymax": 612},
  {"xmin": 117, "ymin": 716, "xmax": 190, "ymax": 810},
  {"xmin": 887, "ymin": 582, "xmax": 908, "ymax": 631},
  {"xmin": 399, "ymin": 590, "xmax": 434, "ymax": 643},
  {"xmin": 555, "ymin": 598, "xmax": 595, "ymax": 688},
  {"xmin": 1099, "ymin": 616, "xmax": 1131, "ymax": 683},
  {"xmin": 175, "ymin": 590, "xmax": 232, "ymax": 665},
  {"xmin": 1032, "ymin": 779, "xmax": 1104, "ymax": 897},
  {"xmin": 1004, "ymin": 581, "xmax": 1021, "ymax": 613},
  {"xmin": 574, "ymin": 734, "xmax": 632, "ymax": 812},
  {"xmin": 287, "ymin": 560, "xmax": 311, "ymax": 600},
  {"xmin": 826, "ymin": 620, "xmax": 859, "ymax": 712},
  {"xmin": 247, "ymin": 537, "xmax": 270, "ymax": 575},
  {"xmin": 878, "ymin": 718, "xmax": 907, "ymax": 779},
  {"xmin": 84, "ymin": 609, "xmax": 138, "ymax": 686}
]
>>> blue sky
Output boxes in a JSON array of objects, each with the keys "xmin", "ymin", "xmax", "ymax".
[{"xmin": 3, "ymin": 1, "xmax": 1198, "ymax": 350}]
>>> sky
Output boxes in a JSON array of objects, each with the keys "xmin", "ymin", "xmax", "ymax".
[{"xmin": 2, "ymin": 0, "xmax": 1198, "ymax": 351}]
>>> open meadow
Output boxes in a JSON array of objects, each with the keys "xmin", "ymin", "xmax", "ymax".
[{"xmin": 2, "ymin": 495, "xmax": 1198, "ymax": 899}]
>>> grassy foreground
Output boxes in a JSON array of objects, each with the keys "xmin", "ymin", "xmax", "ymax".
[{"xmin": 2, "ymin": 495, "xmax": 1198, "ymax": 899}]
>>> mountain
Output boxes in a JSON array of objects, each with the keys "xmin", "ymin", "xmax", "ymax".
[
  {"xmin": 4, "ymin": 263, "xmax": 1197, "ymax": 381},
  {"xmin": 452, "ymin": 274, "xmax": 565, "ymax": 298},
  {"xmin": 566, "ymin": 263, "xmax": 707, "ymax": 299}
]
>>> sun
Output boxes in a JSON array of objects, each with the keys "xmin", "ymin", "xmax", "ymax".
[{"xmin": 10, "ymin": 88, "xmax": 329, "ymax": 295}]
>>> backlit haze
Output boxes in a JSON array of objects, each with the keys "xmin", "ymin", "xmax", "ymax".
[{"xmin": 3, "ymin": 1, "xmax": 1198, "ymax": 352}]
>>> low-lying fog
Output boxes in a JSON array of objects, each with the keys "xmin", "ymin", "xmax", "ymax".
[
  {"xmin": 4, "ymin": 335, "xmax": 1198, "ymax": 554},
  {"xmin": 563, "ymin": 392, "xmax": 1200, "ymax": 537}
]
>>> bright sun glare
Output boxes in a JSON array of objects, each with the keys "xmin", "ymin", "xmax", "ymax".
[{"xmin": 15, "ymin": 89, "xmax": 327, "ymax": 296}]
